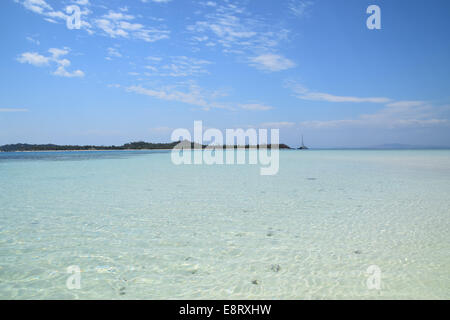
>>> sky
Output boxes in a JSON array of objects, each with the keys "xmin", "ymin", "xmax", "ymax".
[{"xmin": 0, "ymin": 0, "xmax": 449, "ymax": 148}]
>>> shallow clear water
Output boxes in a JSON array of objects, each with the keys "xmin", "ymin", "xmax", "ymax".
[{"xmin": 0, "ymin": 150, "xmax": 449, "ymax": 299}]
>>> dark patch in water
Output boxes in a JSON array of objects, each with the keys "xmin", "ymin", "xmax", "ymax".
[
  {"xmin": 271, "ymin": 264, "xmax": 281, "ymax": 272},
  {"xmin": 354, "ymin": 250, "xmax": 362, "ymax": 255},
  {"xmin": 251, "ymin": 280, "xmax": 259, "ymax": 285}
]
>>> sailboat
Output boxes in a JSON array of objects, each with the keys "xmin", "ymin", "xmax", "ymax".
[{"xmin": 298, "ymin": 135, "xmax": 309, "ymax": 150}]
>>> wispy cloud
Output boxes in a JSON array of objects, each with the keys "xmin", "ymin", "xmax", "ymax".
[
  {"xmin": 53, "ymin": 64, "xmax": 85, "ymax": 78},
  {"xmin": 73, "ymin": 0, "xmax": 90, "ymax": 5},
  {"xmin": 26, "ymin": 36, "xmax": 40, "ymax": 45},
  {"xmin": 106, "ymin": 47, "xmax": 122, "ymax": 59},
  {"xmin": 239, "ymin": 103, "xmax": 274, "ymax": 111},
  {"xmin": 0, "ymin": 108, "xmax": 29, "ymax": 112},
  {"xmin": 187, "ymin": 1, "xmax": 292, "ymax": 71},
  {"xmin": 142, "ymin": 56, "xmax": 212, "ymax": 77},
  {"xmin": 288, "ymin": 0, "xmax": 314, "ymax": 18},
  {"xmin": 300, "ymin": 101, "xmax": 449, "ymax": 128},
  {"xmin": 385, "ymin": 100, "xmax": 427, "ymax": 108},
  {"xmin": 16, "ymin": 0, "xmax": 93, "ymax": 32},
  {"xmin": 288, "ymin": 81, "xmax": 391, "ymax": 103},
  {"xmin": 17, "ymin": 52, "xmax": 50, "ymax": 66},
  {"xmin": 21, "ymin": 0, "xmax": 52, "ymax": 14},
  {"xmin": 286, "ymin": 81, "xmax": 448, "ymax": 128},
  {"xmin": 17, "ymin": 47, "xmax": 85, "ymax": 78},
  {"xmin": 15, "ymin": 1, "xmax": 170, "ymax": 42},
  {"xmin": 250, "ymin": 54, "xmax": 296, "ymax": 72},
  {"xmin": 202, "ymin": 1, "xmax": 217, "ymax": 7},
  {"xmin": 95, "ymin": 10, "xmax": 169, "ymax": 42},
  {"xmin": 141, "ymin": 0, "xmax": 172, "ymax": 3},
  {"xmin": 124, "ymin": 81, "xmax": 274, "ymax": 112},
  {"xmin": 126, "ymin": 82, "xmax": 220, "ymax": 111},
  {"xmin": 260, "ymin": 122, "xmax": 296, "ymax": 128}
]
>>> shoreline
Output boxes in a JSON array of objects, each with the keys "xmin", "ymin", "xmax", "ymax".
[
  {"xmin": 0, "ymin": 148, "xmax": 288, "ymax": 153},
  {"xmin": 0, "ymin": 149, "xmax": 175, "ymax": 153}
]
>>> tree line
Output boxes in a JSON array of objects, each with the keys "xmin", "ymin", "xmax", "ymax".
[{"xmin": 0, "ymin": 141, "xmax": 291, "ymax": 152}]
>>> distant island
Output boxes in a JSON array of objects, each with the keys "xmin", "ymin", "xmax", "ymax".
[{"xmin": 0, "ymin": 141, "xmax": 292, "ymax": 152}]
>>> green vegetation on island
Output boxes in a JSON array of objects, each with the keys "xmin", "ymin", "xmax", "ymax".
[{"xmin": 0, "ymin": 141, "xmax": 291, "ymax": 152}]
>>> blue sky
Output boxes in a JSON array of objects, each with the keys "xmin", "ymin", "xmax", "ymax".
[{"xmin": 1, "ymin": 0, "xmax": 449, "ymax": 147}]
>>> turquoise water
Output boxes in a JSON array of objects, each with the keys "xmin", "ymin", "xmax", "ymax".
[{"xmin": 0, "ymin": 150, "xmax": 449, "ymax": 299}]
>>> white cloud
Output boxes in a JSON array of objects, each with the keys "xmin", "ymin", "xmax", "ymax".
[
  {"xmin": 17, "ymin": 47, "xmax": 85, "ymax": 78},
  {"xmin": 299, "ymin": 92, "xmax": 390, "ymax": 103},
  {"xmin": 73, "ymin": 0, "xmax": 90, "ymax": 5},
  {"xmin": 134, "ymin": 56, "xmax": 212, "ymax": 77},
  {"xmin": 17, "ymin": 0, "xmax": 93, "ymax": 33},
  {"xmin": 26, "ymin": 36, "xmax": 40, "ymax": 45},
  {"xmin": 126, "ymin": 83, "xmax": 213, "ymax": 109},
  {"xmin": 240, "ymin": 103, "xmax": 273, "ymax": 111},
  {"xmin": 159, "ymin": 56, "xmax": 211, "ymax": 77},
  {"xmin": 95, "ymin": 11, "xmax": 169, "ymax": 42},
  {"xmin": 301, "ymin": 118, "xmax": 448, "ymax": 129},
  {"xmin": 44, "ymin": 18, "xmax": 57, "ymax": 23},
  {"xmin": 53, "ymin": 66, "xmax": 85, "ymax": 78},
  {"xmin": 22, "ymin": 0, "xmax": 52, "ymax": 14},
  {"xmin": 286, "ymin": 82, "xmax": 449, "ymax": 128},
  {"xmin": 103, "ymin": 11, "xmax": 134, "ymax": 21},
  {"xmin": 146, "ymin": 56, "xmax": 163, "ymax": 62},
  {"xmin": 249, "ymin": 54, "xmax": 296, "ymax": 72},
  {"xmin": 187, "ymin": 1, "xmax": 291, "ymax": 70},
  {"xmin": 107, "ymin": 47, "xmax": 122, "ymax": 58},
  {"xmin": 19, "ymin": 0, "xmax": 66, "ymax": 21},
  {"xmin": 385, "ymin": 101, "xmax": 426, "ymax": 108},
  {"xmin": 95, "ymin": 18, "xmax": 129, "ymax": 38},
  {"xmin": 17, "ymin": 1, "xmax": 170, "ymax": 40},
  {"xmin": 124, "ymin": 81, "xmax": 276, "ymax": 112},
  {"xmin": 17, "ymin": 52, "xmax": 49, "ymax": 66},
  {"xmin": 288, "ymin": 0, "xmax": 314, "ymax": 18},
  {"xmin": 46, "ymin": 10, "xmax": 68, "ymax": 20},
  {"xmin": 141, "ymin": 0, "xmax": 172, "ymax": 3},
  {"xmin": 260, "ymin": 122, "xmax": 296, "ymax": 128},
  {"xmin": 0, "ymin": 108, "xmax": 29, "ymax": 112},
  {"xmin": 48, "ymin": 48, "xmax": 69, "ymax": 59},
  {"xmin": 144, "ymin": 65, "xmax": 158, "ymax": 72},
  {"xmin": 300, "ymin": 101, "xmax": 449, "ymax": 129},
  {"xmin": 288, "ymin": 82, "xmax": 391, "ymax": 103},
  {"xmin": 187, "ymin": 3, "xmax": 257, "ymax": 47}
]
